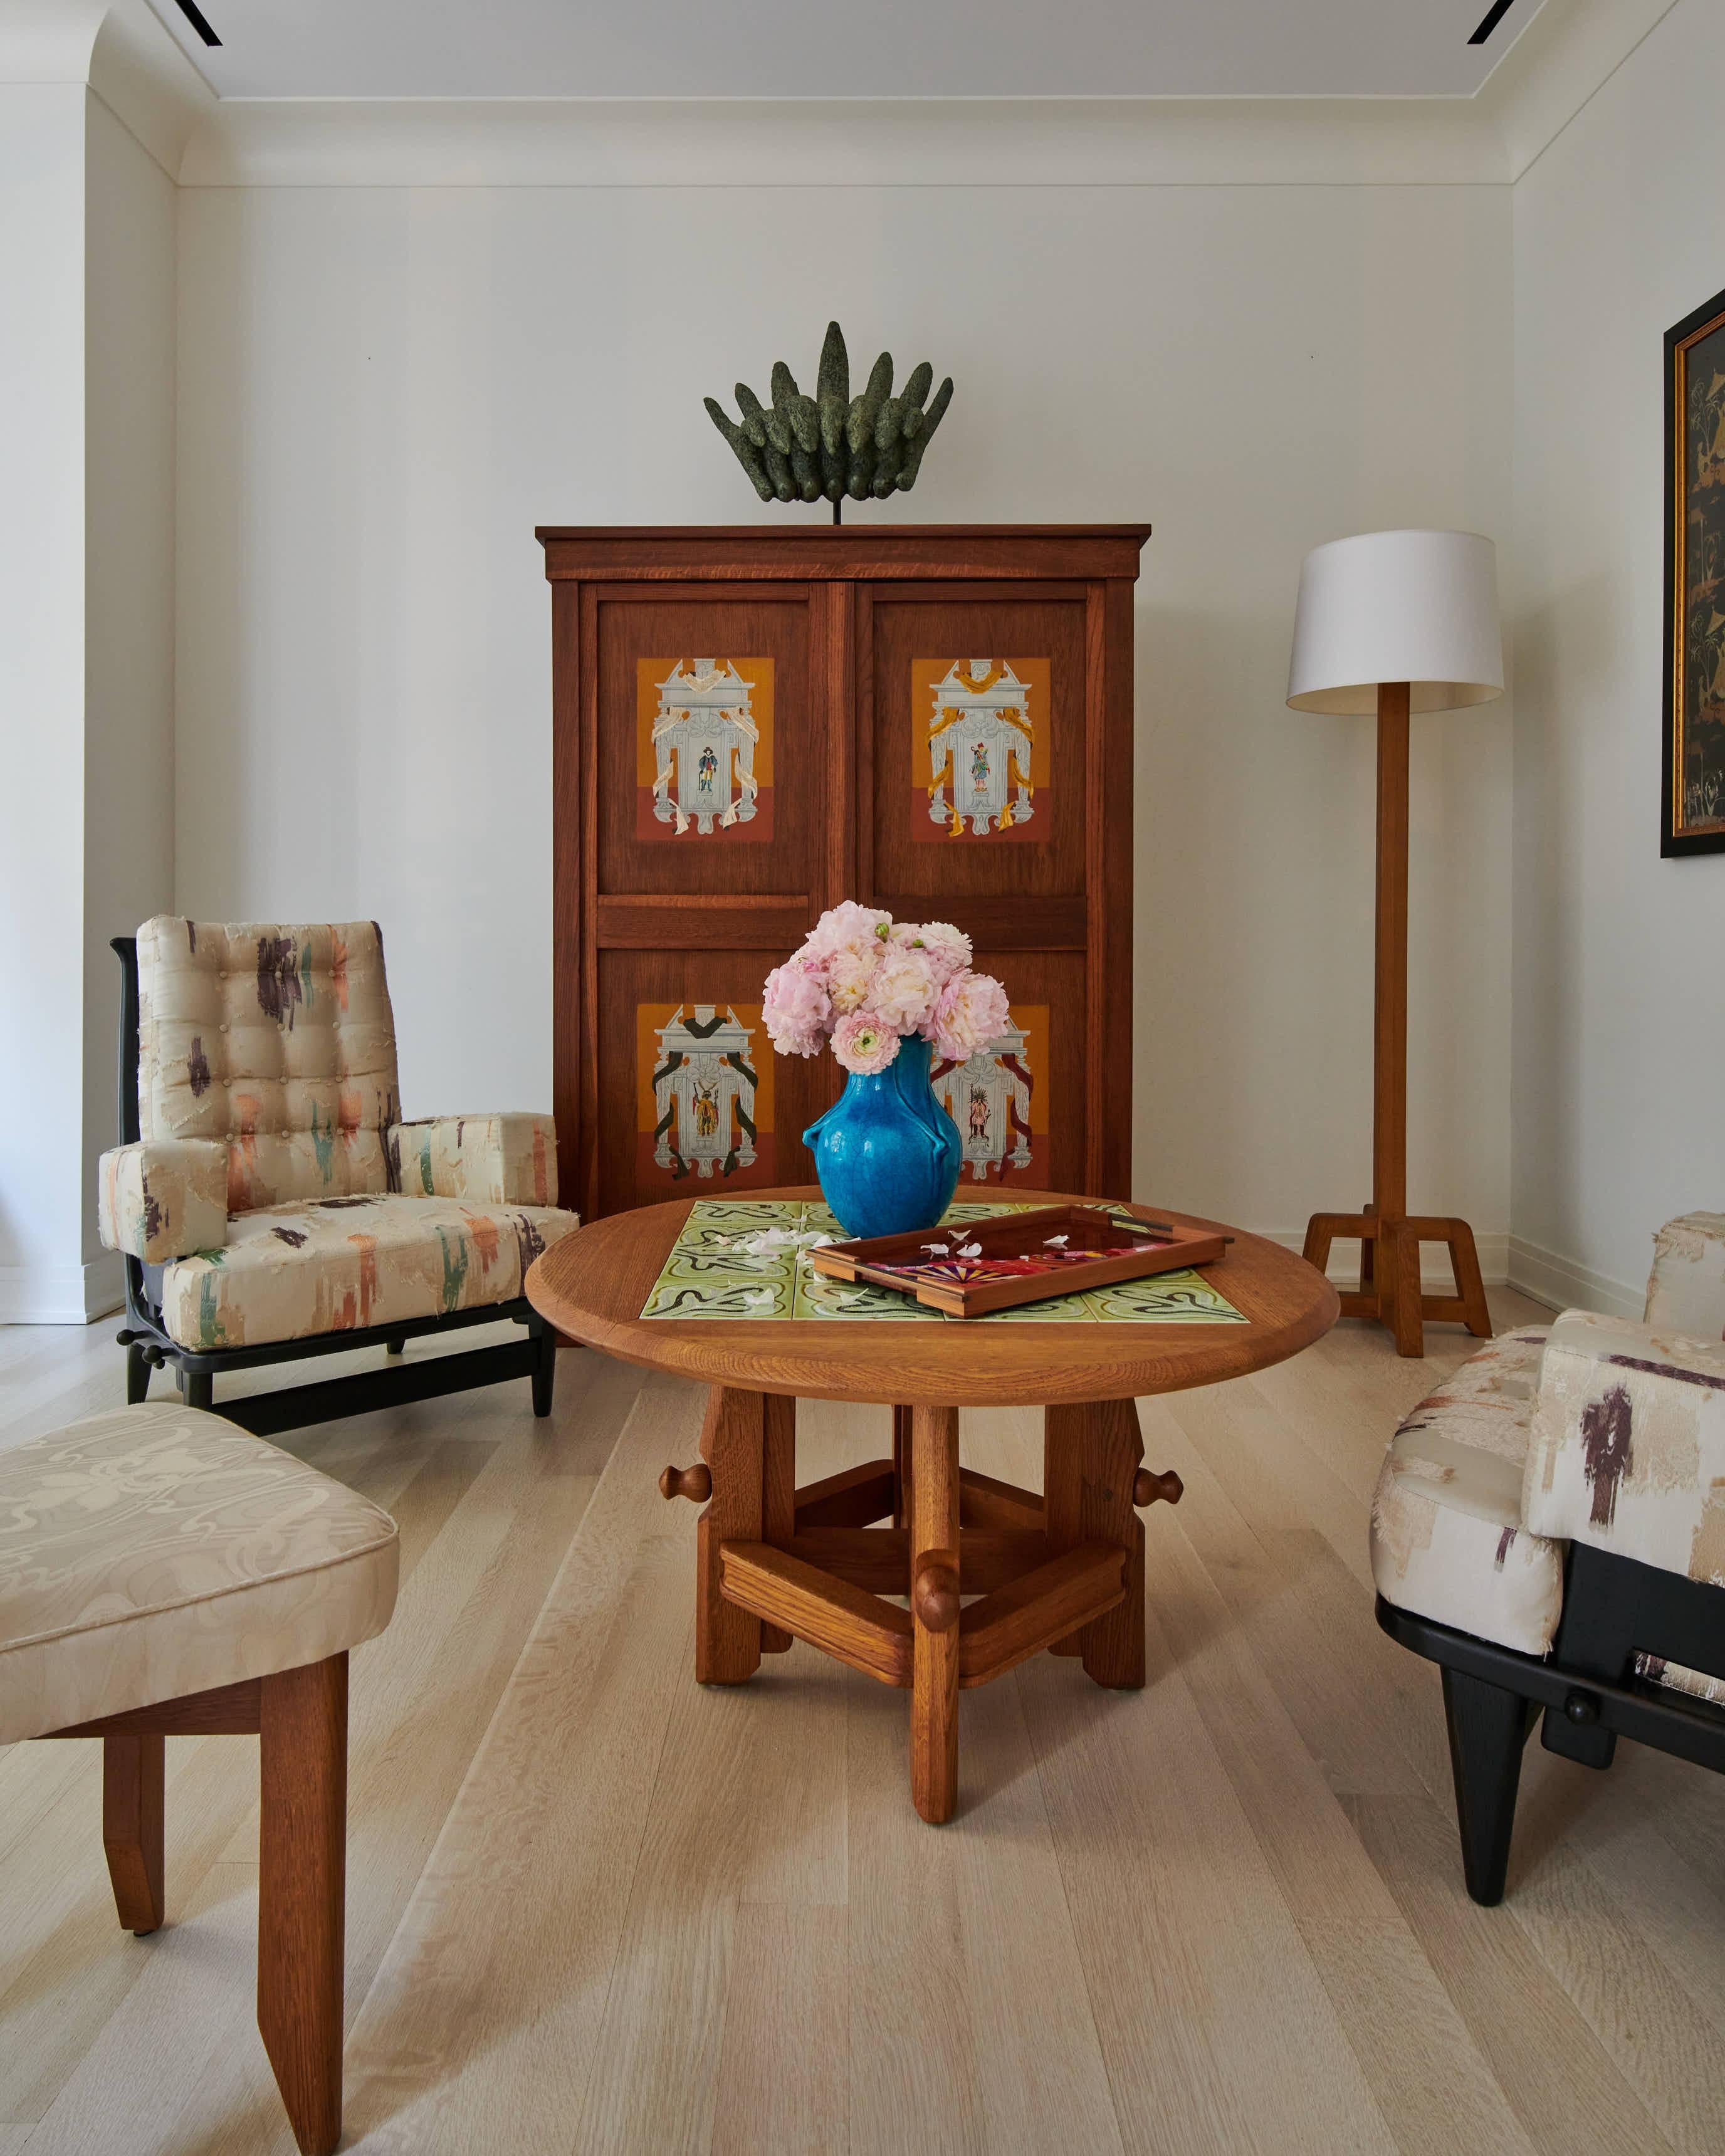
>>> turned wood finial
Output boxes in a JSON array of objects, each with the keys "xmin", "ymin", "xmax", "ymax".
[
  {"xmin": 659, "ymin": 1462, "xmax": 713, "ymax": 1503},
  {"xmin": 911, "ymin": 1552, "xmax": 961, "ymax": 1632},
  {"xmin": 1133, "ymin": 1467, "xmax": 1183, "ymax": 1508}
]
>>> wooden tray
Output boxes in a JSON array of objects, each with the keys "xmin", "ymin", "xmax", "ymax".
[{"xmin": 806, "ymin": 1203, "xmax": 1229, "ymax": 1319}]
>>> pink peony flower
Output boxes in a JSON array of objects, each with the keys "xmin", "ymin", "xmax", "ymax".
[
  {"xmin": 902, "ymin": 920, "xmax": 972, "ymax": 981},
  {"xmin": 762, "ymin": 959, "xmax": 830, "ymax": 1057},
  {"xmin": 827, "ymin": 943, "xmax": 880, "ymax": 1012},
  {"xmin": 870, "ymin": 946, "xmax": 938, "ymax": 1033},
  {"xmin": 805, "ymin": 901, "xmax": 892, "ymax": 964},
  {"xmin": 929, "ymin": 970, "xmax": 1011, "ymax": 1062},
  {"xmin": 831, "ymin": 1009, "xmax": 900, "ymax": 1075}
]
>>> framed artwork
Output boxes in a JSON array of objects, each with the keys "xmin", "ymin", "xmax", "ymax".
[
  {"xmin": 1664, "ymin": 285, "xmax": 1725, "ymax": 854},
  {"xmin": 636, "ymin": 657, "xmax": 773, "ymax": 840},
  {"xmin": 913, "ymin": 657, "xmax": 1050, "ymax": 840},
  {"xmin": 634, "ymin": 1001, "xmax": 777, "ymax": 1191}
]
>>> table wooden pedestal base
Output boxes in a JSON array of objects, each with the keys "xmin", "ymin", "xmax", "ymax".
[{"xmin": 663, "ymin": 1387, "xmax": 1182, "ymax": 1823}]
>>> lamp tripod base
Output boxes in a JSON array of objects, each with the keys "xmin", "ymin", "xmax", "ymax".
[{"xmin": 1302, "ymin": 1209, "xmax": 1492, "ymax": 1358}]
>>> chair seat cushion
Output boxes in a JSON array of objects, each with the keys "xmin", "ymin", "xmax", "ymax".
[
  {"xmin": 1370, "ymin": 1327, "xmax": 1566, "ymax": 1656},
  {"xmin": 157, "ymin": 1193, "xmax": 580, "ymax": 1349},
  {"xmin": 0, "ymin": 1403, "xmax": 397, "ymax": 1744}
]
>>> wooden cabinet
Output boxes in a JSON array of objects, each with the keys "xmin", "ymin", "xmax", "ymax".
[{"xmin": 538, "ymin": 525, "xmax": 1150, "ymax": 1219}]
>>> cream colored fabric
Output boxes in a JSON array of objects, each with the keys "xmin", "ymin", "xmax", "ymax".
[
  {"xmin": 391, "ymin": 1114, "xmax": 558, "ymax": 1208},
  {"xmin": 1524, "ymin": 1307, "xmax": 1725, "ymax": 1589},
  {"xmin": 137, "ymin": 917, "xmax": 400, "ymax": 1214},
  {"xmin": 157, "ymin": 1192, "xmax": 579, "ymax": 1350},
  {"xmin": 0, "ymin": 1403, "xmax": 398, "ymax": 1744},
  {"xmin": 1370, "ymin": 1329, "xmax": 1566, "ymax": 1656},
  {"xmin": 97, "ymin": 1140, "xmax": 228, "ymax": 1263},
  {"xmin": 1644, "ymin": 1212, "xmax": 1725, "ymax": 1340}
]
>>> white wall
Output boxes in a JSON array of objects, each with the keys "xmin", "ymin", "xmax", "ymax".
[
  {"xmin": 82, "ymin": 90, "xmax": 175, "ymax": 1290},
  {"xmin": 1510, "ymin": 0, "xmax": 1725, "ymax": 1315},
  {"xmin": 0, "ymin": 75, "xmax": 174, "ymax": 1324},
  {"xmin": 0, "ymin": 85, "xmax": 90, "ymax": 1319},
  {"xmin": 176, "ymin": 169, "xmax": 1513, "ymax": 1251}
]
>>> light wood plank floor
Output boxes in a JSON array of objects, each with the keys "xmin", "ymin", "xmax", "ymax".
[{"xmin": 4, "ymin": 1296, "xmax": 1725, "ymax": 2154}]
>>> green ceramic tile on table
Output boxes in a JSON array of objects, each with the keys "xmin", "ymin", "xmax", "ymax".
[{"xmin": 639, "ymin": 1197, "xmax": 1246, "ymax": 1325}]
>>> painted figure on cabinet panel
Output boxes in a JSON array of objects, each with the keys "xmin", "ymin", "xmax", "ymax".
[
  {"xmin": 914, "ymin": 658, "xmax": 1049, "ymax": 840},
  {"xmin": 636, "ymin": 1003, "xmax": 777, "ymax": 1191},
  {"xmin": 933, "ymin": 1007, "xmax": 1046, "ymax": 1182},
  {"xmin": 636, "ymin": 658, "xmax": 775, "ymax": 840}
]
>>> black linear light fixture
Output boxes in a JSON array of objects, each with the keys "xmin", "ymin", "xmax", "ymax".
[
  {"xmin": 172, "ymin": 0, "xmax": 221, "ymax": 47},
  {"xmin": 1468, "ymin": 0, "xmax": 1519, "ymax": 43}
]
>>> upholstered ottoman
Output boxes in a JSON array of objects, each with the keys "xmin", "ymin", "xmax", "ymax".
[
  {"xmin": 0, "ymin": 1402, "xmax": 399, "ymax": 2156},
  {"xmin": 1371, "ymin": 1212, "xmax": 1725, "ymax": 1904}
]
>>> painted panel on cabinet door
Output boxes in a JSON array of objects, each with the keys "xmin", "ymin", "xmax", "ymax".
[
  {"xmin": 634, "ymin": 1000, "xmax": 777, "ymax": 1193},
  {"xmin": 636, "ymin": 657, "xmax": 773, "ymax": 840},
  {"xmin": 933, "ymin": 1004, "xmax": 1047, "ymax": 1184},
  {"xmin": 915, "ymin": 659, "xmax": 1049, "ymax": 841}
]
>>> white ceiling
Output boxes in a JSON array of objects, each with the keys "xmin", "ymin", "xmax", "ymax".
[{"xmin": 144, "ymin": 1, "xmax": 1547, "ymax": 102}]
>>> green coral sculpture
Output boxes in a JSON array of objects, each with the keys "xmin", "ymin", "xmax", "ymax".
[{"xmin": 705, "ymin": 321, "xmax": 953, "ymax": 509}]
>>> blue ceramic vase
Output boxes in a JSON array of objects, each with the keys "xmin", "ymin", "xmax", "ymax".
[{"xmin": 804, "ymin": 1032, "xmax": 962, "ymax": 1240}]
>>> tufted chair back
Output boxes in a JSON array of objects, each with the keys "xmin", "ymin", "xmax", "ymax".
[
  {"xmin": 1642, "ymin": 1212, "xmax": 1725, "ymax": 1339},
  {"xmin": 137, "ymin": 918, "xmax": 401, "ymax": 1215}
]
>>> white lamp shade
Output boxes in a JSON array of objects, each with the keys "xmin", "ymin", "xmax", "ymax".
[{"xmin": 1286, "ymin": 528, "xmax": 1504, "ymax": 716}]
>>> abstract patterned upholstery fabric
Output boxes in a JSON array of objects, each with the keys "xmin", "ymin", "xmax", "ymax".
[
  {"xmin": 0, "ymin": 1402, "xmax": 398, "ymax": 1744},
  {"xmin": 1524, "ymin": 1308, "xmax": 1725, "ymax": 1587},
  {"xmin": 1370, "ymin": 1329, "xmax": 1565, "ymax": 1656},
  {"xmin": 97, "ymin": 1139, "xmax": 228, "ymax": 1263},
  {"xmin": 157, "ymin": 1193, "xmax": 579, "ymax": 1350},
  {"xmin": 135, "ymin": 916, "xmax": 401, "ymax": 1213},
  {"xmin": 1643, "ymin": 1211, "xmax": 1725, "ymax": 1339},
  {"xmin": 390, "ymin": 1114, "xmax": 558, "ymax": 1208}
]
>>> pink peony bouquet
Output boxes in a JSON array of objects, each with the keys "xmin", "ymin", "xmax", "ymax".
[{"xmin": 763, "ymin": 903, "xmax": 1012, "ymax": 1075}]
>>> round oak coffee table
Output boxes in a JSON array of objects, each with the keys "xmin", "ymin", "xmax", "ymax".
[{"xmin": 527, "ymin": 1186, "xmax": 1337, "ymax": 1822}]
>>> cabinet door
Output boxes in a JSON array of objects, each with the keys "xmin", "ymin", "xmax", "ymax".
[
  {"xmin": 573, "ymin": 582, "xmax": 830, "ymax": 1215},
  {"xmin": 859, "ymin": 584, "xmax": 1095, "ymax": 1193}
]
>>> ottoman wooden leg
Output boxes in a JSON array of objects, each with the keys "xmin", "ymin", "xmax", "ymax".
[
  {"xmin": 1046, "ymin": 1398, "xmax": 1148, "ymax": 1689},
  {"xmin": 258, "ymin": 1653, "xmax": 347, "ymax": 2156},
  {"xmin": 696, "ymin": 1386, "xmax": 765, "ymax": 1685},
  {"xmin": 909, "ymin": 1405, "xmax": 961, "ymax": 1824},
  {"xmin": 102, "ymin": 1732, "xmax": 164, "ymax": 1935}
]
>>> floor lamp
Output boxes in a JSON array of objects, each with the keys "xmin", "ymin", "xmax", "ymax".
[{"xmin": 1287, "ymin": 529, "xmax": 1503, "ymax": 1358}]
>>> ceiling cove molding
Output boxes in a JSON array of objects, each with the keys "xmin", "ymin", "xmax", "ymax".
[
  {"xmin": 1476, "ymin": 0, "xmax": 1684, "ymax": 181},
  {"xmin": 180, "ymin": 95, "xmax": 1509, "ymax": 191},
  {"xmin": 0, "ymin": 1, "xmax": 212, "ymax": 179}
]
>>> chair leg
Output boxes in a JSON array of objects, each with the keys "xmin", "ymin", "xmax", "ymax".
[
  {"xmin": 184, "ymin": 1371, "xmax": 213, "ymax": 1412},
  {"xmin": 1442, "ymin": 1665, "xmax": 1534, "ymax": 1905},
  {"xmin": 385, "ymin": 1336, "xmax": 405, "ymax": 1358},
  {"xmin": 102, "ymin": 1732, "xmax": 165, "ymax": 1935},
  {"xmin": 125, "ymin": 1343, "xmax": 152, "ymax": 1405},
  {"xmin": 529, "ymin": 1317, "xmax": 556, "ymax": 1418},
  {"xmin": 257, "ymin": 1655, "xmax": 347, "ymax": 2156}
]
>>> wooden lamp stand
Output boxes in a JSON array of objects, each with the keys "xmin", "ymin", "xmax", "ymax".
[{"xmin": 1300, "ymin": 681, "xmax": 1492, "ymax": 1358}]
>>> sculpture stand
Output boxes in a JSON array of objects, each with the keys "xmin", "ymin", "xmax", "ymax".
[{"xmin": 1300, "ymin": 681, "xmax": 1493, "ymax": 1358}]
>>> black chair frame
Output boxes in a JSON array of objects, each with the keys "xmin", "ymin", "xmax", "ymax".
[
  {"xmin": 110, "ymin": 937, "xmax": 556, "ymax": 1439},
  {"xmin": 1378, "ymin": 1537, "xmax": 1725, "ymax": 1905}
]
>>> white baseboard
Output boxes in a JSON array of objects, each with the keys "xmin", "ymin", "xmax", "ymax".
[
  {"xmin": 0, "ymin": 1257, "xmax": 125, "ymax": 1326},
  {"xmin": 1257, "ymin": 1228, "xmax": 1509, "ymax": 1293},
  {"xmin": 1504, "ymin": 1235, "xmax": 1642, "ymax": 1322}
]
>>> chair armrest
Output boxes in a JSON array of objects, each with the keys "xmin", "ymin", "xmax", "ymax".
[
  {"xmin": 97, "ymin": 1141, "xmax": 229, "ymax": 1263},
  {"xmin": 1524, "ymin": 1307, "xmax": 1725, "ymax": 1583},
  {"xmin": 388, "ymin": 1114, "xmax": 558, "ymax": 1207}
]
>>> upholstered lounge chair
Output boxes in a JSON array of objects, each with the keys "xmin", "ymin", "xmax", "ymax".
[
  {"xmin": 1372, "ymin": 1211, "xmax": 1725, "ymax": 1903},
  {"xmin": 98, "ymin": 919, "xmax": 580, "ymax": 1437}
]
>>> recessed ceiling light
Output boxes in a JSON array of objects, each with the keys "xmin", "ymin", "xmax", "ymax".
[
  {"xmin": 171, "ymin": 0, "xmax": 221, "ymax": 48},
  {"xmin": 1468, "ymin": 0, "xmax": 1519, "ymax": 44}
]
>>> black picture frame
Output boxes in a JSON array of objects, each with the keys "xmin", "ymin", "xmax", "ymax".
[{"xmin": 1662, "ymin": 282, "xmax": 1725, "ymax": 855}]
